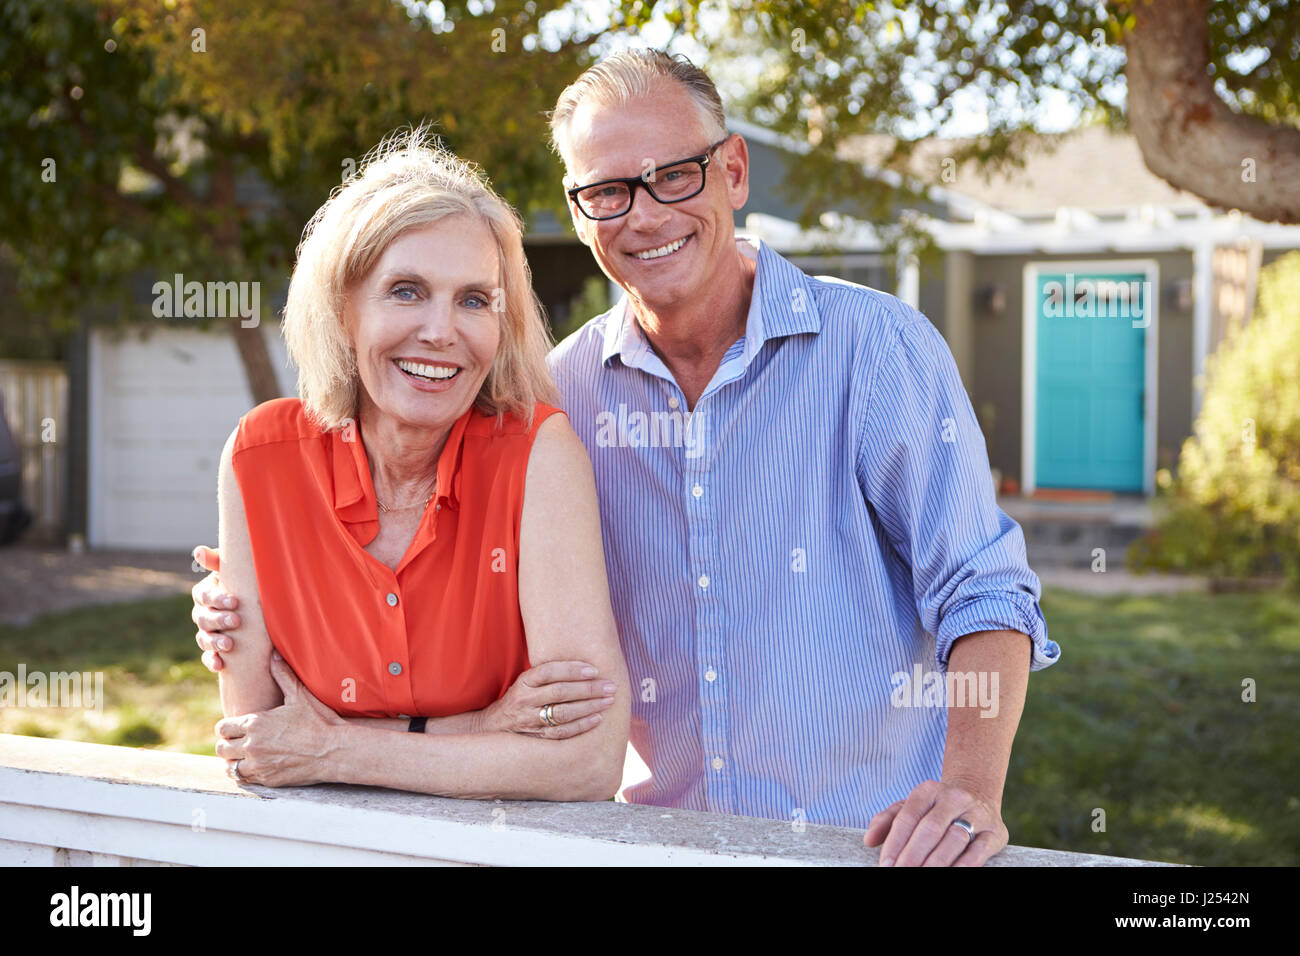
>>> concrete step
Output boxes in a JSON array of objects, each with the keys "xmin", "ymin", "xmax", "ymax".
[{"xmin": 999, "ymin": 494, "xmax": 1154, "ymax": 569}]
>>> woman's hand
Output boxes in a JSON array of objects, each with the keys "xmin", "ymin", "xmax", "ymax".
[
  {"xmin": 478, "ymin": 661, "xmax": 617, "ymax": 739},
  {"xmin": 215, "ymin": 651, "xmax": 346, "ymax": 787}
]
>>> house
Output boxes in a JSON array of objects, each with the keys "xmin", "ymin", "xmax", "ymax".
[
  {"xmin": 13, "ymin": 121, "xmax": 1300, "ymax": 549},
  {"xmin": 731, "ymin": 120, "xmax": 1300, "ymax": 497}
]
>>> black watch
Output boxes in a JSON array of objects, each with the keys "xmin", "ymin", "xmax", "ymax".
[{"xmin": 407, "ymin": 717, "xmax": 427, "ymax": 734}]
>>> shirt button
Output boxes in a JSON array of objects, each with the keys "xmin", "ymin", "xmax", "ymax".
[
  {"xmin": 691, "ymin": 484, "xmax": 703, "ymax": 499},
  {"xmin": 697, "ymin": 574, "xmax": 709, "ymax": 589},
  {"xmin": 386, "ymin": 592, "xmax": 399, "ymax": 607},
  {"xmin": 388, "ymin": 661, "xmax": 402, "ymax": 676},
  {"xmin": 711, "ymin": 756, "xmax": 724, "ymax": 771},
  {"xmin": 705, "ymin": 667, "xmax": 717, "ymax": 682},
  {"xmin": 668, "ymin": 395, "xmax": 680, "ymax": 409}
]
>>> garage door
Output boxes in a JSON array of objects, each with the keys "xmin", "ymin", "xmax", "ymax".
[{"xmin": 88, "ymin": 323, "xmax": 294, "ymax": 549}]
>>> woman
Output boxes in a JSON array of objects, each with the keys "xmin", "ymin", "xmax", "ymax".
[{"xmin": 199, "ymin": 126, "xmax": 629, "ymax": 801}]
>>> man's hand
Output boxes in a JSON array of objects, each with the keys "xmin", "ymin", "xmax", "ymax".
[
  {"xmin": 215, "ymin": 652, "xmax": 345, "ymax": 787},
  {"xmin": 864, "ymin": 778, "xmax": 1008, "ymax": 867},
  {"xmin": 191, "ymin": 545, "xmax": 240, "ymax": 671}
]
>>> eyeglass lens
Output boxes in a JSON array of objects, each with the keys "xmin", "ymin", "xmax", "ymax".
[{"xmin": 575, "ymin": 160, "xmax": 706, "ymax": 218}]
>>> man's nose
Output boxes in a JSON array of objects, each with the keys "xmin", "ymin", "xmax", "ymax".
[{"xmin": 625, "ymin": 180, "xmax": 671, "ymax": 231}]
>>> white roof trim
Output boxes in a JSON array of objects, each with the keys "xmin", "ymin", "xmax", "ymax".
[
  {"xmin": 725, "ymin": 115, "xmax": 1026, "ymax": 230},
  {"xmin": 746, "ymin": 207, "xmax": 1300, "ymax": 256}
]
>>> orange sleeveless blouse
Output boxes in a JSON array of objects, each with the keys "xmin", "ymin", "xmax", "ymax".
[{"xmin": 230, "ymin": 397, "xmax": 562, "ymax": 719}]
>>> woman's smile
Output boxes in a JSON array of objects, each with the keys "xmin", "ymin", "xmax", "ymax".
[{"xmin": 393, "ymin": 357, "xmax": 463, "ymax": 391}]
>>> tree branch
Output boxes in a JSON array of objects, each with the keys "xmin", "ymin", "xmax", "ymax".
[{"xmin": 1123, "ymin": 0, "xmax": 1300, "ymax": 223}]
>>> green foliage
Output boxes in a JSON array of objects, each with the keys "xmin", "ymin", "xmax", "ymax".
[
  {"xmin": 611, "ymin": 1, "xmax": 1300, "ymax": 236},
  {"xmin": 552, "ymin": 273, "xmax": 613, "ymax": 342},
  {"xmin": 0, "ymin": 0, "xmax": 599, "ymax": 357},
  {"xmin": 1130, "ymin": 251, "xmax": 1300, "ymax": 588}
]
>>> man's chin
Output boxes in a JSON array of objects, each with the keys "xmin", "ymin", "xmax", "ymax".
[{"xmin": 619, "ymin": 272, "xmax": 698, "ymax": 311}]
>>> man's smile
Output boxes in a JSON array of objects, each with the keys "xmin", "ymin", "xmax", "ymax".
[{"xmin": 628, "ymin": 233, "xmax": 692, "ymax": 261}]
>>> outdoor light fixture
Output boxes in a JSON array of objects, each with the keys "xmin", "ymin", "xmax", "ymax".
[
  {"xmin": 975, "ymin": 283, "xmax": 1007, "ymax": 315},
  {"xmin": 1165, "ymin": 278, "xmax": 1195, "ymax": 312}
]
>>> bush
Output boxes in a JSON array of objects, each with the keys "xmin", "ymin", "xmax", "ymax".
[{"xmin": 1129, "ymin": 251, "xmax": 1300, "ymax": 588}]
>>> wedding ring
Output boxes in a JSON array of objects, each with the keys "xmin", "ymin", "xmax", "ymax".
[
  {"xmin": 228, "ymin": 759, "xmax": 243, "ymax": 782},
  {"xmin": 950, "ymin": 818, "xmax": 975, "ymax": 842},
  {"xmin": 540, "ymin": 703, "xmax": 557, "ymax": 727}
]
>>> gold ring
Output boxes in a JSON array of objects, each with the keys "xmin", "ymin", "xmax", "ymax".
[{"xmin": 541, "ymin": 703, "xmax": 557, "ymax": 727}]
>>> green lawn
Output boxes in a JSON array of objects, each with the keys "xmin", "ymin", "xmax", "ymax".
[
  {"xmin": 1006, "ymin": 587, "xmax": 1300, "ymax": 866},
  {"xmin": 0, "ymin": 595, "xmax": 221, "ymax": 754},
  {"xmin": 1, "ymin": 587, "xmax": 1297, "ymax": 865}
]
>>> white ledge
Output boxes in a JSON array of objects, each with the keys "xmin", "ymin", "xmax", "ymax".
[{"xmin": 0, "ymin": 735, "xmax": 1177, "ymax": 866}]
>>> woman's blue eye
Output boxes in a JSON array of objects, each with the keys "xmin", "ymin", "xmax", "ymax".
[
  {"xmin": 391, "ymin": 285, "xmax": 418, "ymax": 300},
  {"xmin": 464, "ymin": 294, "xmax": 488, "ymax": 309}
]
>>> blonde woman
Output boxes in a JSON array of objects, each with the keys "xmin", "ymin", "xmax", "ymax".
[{"xmin": 197, "ymin": 127, "xmax": 629, "ymax": 800}]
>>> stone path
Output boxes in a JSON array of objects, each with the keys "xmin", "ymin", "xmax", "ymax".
[
  {"xmin": 0, "ymin": 543, "xmax": 1214, "ymax": 631},
  {"xmin": 1035, "ymin": 566, "xmax": 1210, "ymax": 596},
  {"xmin": 0, "ymin": 546, "xmax": 197, "ymax": 627}
]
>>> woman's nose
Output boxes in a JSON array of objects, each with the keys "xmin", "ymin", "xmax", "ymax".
[{"xmin": 415, "ymin": 299, "xmax": 457, "ymax": 347}]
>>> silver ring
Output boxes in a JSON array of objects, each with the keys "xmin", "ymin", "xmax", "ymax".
[
  {"xmin": 951, "ymin": 818, "xmax": 975, "ymax": 841},
  {"xmin": 540, "ymin": 703, "xmax": 557, "ymax": 727},
  {"xmin": 228, "ymin": 759, "xmax": 243, "ymax": 782}
]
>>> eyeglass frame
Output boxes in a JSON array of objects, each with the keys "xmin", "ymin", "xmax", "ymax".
[{"xmin": 565, "ymin": 135, "xmax": 734, "ymax": 221}]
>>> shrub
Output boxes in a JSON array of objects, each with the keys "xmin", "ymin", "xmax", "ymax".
[{"xmin": 1129, "ymin": 251, "xmax": 1300, "ymax": 588}]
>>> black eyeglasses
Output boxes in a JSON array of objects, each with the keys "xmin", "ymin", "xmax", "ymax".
[{"xmin": 567, "ymin": 136, "xmax": 732, "ymax": 221}]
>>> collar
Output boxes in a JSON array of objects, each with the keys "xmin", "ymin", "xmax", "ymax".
[
  {"xmin": 600, "ymin": 235, "xmax": 822, "ymax": 369},
  {"xmin": 331, "ymin": 404, "xmax": 474, "ymax": 530}
]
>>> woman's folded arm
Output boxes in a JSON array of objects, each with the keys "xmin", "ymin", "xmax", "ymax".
[{"xmin": 316, "ymin": 413, "xmax": 631, "ymax": 801}]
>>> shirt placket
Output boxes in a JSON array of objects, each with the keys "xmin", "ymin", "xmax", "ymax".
[
  {"xmin": 377, "ymin": 565, "xmax": 415, "ymax": 717},
  {"xmin": 378, "ymin": 501, "xmax": 443, "ymax": 718},
  {"xmin": 681, "ymin": 387, "xmax": 736, "ymax": 815}
]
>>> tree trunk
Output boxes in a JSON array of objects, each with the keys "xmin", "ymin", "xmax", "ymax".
[
  {"xmin": 1123, "ymin": 0, "xmax": 1300, "ymax": 224},
  {"xmin": 231, "ymin": 321, "xmax": 283, "ymax": 406},
  {"xmin": 211, "ymin": 155, "xmax": 283, "ymax": 406}
]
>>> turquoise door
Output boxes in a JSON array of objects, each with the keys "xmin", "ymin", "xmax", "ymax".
[{"xmin": 1034, "ymin": 270, "xmax": 1147, "ymax": 492}]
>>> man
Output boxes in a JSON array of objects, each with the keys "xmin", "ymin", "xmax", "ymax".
[{"xmin": 193, "ymin": 50, "xmax": 1059, "ymax": 866}]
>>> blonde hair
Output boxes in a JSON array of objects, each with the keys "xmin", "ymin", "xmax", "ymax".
[
  {"xmin": 548, "ymin": 49, "xmax": 728, "ymax": 174},
  {"xmin": 283, "ymin": 124, "xmax": 557, "ymax": 431}
]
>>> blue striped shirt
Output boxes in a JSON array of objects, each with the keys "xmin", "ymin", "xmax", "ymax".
[{"xmin": 547, "ymin": 237, "xmax": 1060, "ymax": 829}]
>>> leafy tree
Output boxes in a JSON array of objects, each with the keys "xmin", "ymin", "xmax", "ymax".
[
  {"xmin": 0, "ymin": 0, "xmax": 596, "ymax": 402},
  {"xmin": 610, "ymin": 0, "xmax": 1300, "ymax": 229}
]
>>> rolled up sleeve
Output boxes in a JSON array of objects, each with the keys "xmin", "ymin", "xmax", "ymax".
[{"xmin": 856, "ymin": 314, "xmax": 1061, "ymax": 673}]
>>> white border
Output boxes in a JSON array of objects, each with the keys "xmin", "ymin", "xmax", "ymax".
[{"xmin": 1022, "ymin": 259, "xmax": 1160, "ymax": 497}]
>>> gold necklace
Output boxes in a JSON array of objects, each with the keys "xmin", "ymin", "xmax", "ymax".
[{"xmin": 375, "ymin": 478, "xmax": 437, "ymax": 515}]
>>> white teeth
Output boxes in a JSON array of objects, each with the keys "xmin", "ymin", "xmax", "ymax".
[
  {"xmin": 634, "ymin": 236, "xmax": 688, "ymax": 260},
  {"xmin": 396, "ymin": 359, "xmax": 459, "ymax": 380}
]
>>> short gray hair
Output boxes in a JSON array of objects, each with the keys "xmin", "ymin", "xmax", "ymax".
[{"xmin": 549, "ymin": 50, "xmax": 727, "ymax": 173}]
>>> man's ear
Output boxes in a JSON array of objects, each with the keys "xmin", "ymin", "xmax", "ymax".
[{"xmin": 723, "ymin": 135, "xmax": 751, "ymax": 212}]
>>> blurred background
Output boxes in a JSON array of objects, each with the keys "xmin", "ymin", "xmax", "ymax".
[{"xmin": 1, "ymin": 0, "xmax": 1297, "ymax": 865}]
